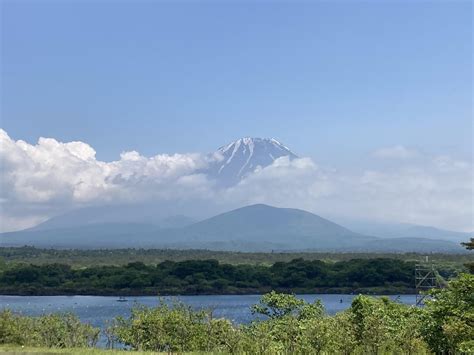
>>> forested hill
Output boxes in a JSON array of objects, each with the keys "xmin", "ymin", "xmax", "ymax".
[{"xmin": 1, "ymin": 258, "xmax": 419, "ymax": 296}]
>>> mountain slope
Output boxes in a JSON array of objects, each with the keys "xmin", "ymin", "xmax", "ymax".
[
  {"xmin": 29, "ymin": 204, "xmax": 196, "ymax": 232},
  {"xmin": 0, "ymin": 204, "xmax": 465, "ymax": 252},
  {"xmin": 177, "ymin": 204, "xmax": 375, "ymax": 248},
  {"xmin": 0, "ymin": 223, "xmax": 165, "ymax": 248},
  {"xmin": 1, "ymin": 204, "xmax": 376, "ymax": 250}
]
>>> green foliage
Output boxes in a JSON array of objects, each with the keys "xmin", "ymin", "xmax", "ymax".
[
  {"xmin": 110, "ymin": 292, "xmax": 431, "ymax": 354},
  {"xmin": 349, "ymin": 295, "xmax": 427, "ymax": 354},
  {"xmin": 112, "ymin": 300, "xmax": 238, "ymax": 352},
  {"xmin": 0, "ymin": 258, "xmax": 421, "ymax": 295},
  {"xmin": 461, "ymin": 238, "xmax": 474, "ymax": 273},
  {"xmin": 461, "ymin": 238, "xmax": 474, "ymax": 250},
  {"xmin": 0, "ymin": 310, "xmax": 99, "ymax": 348},
  {"xmin": 251, "ymin": 291, "xmax": 307, "ymax": 318},
  {"xmin": 421, "ymin": 273, "xmax": 474, "ymax": 353},
  {"xmin": 1, "ymin": 246, "xmax": 470, "ymax": 274}
]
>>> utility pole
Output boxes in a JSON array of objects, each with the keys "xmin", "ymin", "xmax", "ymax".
[{"xmin": 415, "ymin": 256, "xmax": 438, "ymax": 306}]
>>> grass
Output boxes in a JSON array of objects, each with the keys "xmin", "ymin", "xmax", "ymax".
[
  {"xmin": 0, "ymin": 346, "xmax": 219, "ymax": 354},
  {"xmin": 0, "ymin": 345, "xmax": 165, "ymax": 354}
]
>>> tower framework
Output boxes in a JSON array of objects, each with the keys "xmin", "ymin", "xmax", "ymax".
[{"xmin": 415, "ymin": 256, "xmax": 438, "ymax": 306}]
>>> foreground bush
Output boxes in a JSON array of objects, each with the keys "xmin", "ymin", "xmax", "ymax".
[
  {"xmin": 349, "ymin": 295, "xmax": 428, "ymax": 354},
  {"xmin": 421, "ymin": 273, "xmax": 474, "ymax": 353},
  {"xmin": 111, "ymin": 300, "xmax": 238, "ymax": 352},
  {"xmin": 111, "ymin": 275, "xmax": 473, "ymax": 354},
  {"xmin": 0, "ymin": 310, "xmax": 99, "ymax": 348},
  {"xmin": 112, "ymin": 292, "xmax": 429, "ymax": 354}
]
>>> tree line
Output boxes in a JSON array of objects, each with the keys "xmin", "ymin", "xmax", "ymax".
[
  {"xmin": 0, "ymin": 258, "xmax": 419, "ymax": 295},
  {"xmin": 0, "ymin": 246, "xmax": 470, "ymax": 271}
]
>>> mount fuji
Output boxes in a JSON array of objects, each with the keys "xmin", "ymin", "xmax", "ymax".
[{"xmin": 206, "ymin": 137, "xmax": 298, "ymax": 186}]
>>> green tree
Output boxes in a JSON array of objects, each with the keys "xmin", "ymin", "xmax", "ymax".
[
  {"xmin": 248, "ymin": 292, "xmax": 327, "ymax": 354},
  {"xmin": 350, "ymin": 295, "xmax": 427, "ymax": 354},
  {"xmin": 421, "ymin": 273, "xmax": 474, "ymax": 353},
  {"xmin": 251, "ymin": 291, "xmax": 306, "ymax": 318},
  {"xmin": 461, "ymin": 238, "xmax": 474, "ymax": 250},
  {"xmin": 461, "ymin": 238, "xmax": 474, "ymax": 273}
]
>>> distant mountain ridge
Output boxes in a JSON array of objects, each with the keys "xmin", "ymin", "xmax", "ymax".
[
  {"xmin": 29, "ymin": 204, "xmax": 196, "ymax": 231},
  {"xmin": 335, "ymin": 219, "xmax": 472, "ymax": 244},
  {"xmin": 0, "ymin": 204, "xmax": 464, "ymax": 252}
]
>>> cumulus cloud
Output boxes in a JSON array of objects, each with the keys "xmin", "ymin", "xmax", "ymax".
[
  {"xmin": 221, "ymin": 156, "xmax": 337, "ymax": 210},
  {"xmin": 0, "ymin": 129, "xmax": 214, "ymax": 231},
  {"xmin": 0, "ymin": 129, "xmax": 472, "ymax": 233},
  {"xmin": 0, "ymin": 129, "xmax": 211, "ymax": 202}
]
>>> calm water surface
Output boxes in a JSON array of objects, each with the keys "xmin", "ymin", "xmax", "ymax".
[{"xmin": 0, "ymin": 294, "xmax": 416, "ymax": 346}]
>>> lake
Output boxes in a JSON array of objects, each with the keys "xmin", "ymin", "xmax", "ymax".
[{"xmin": 0, "ymin": 294, "xmax": 417, "ymax": 346}]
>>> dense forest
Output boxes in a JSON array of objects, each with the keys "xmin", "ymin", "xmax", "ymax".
[{"xmin": 1, "ymin": 258, "xmax": 423, "ymax": 295}]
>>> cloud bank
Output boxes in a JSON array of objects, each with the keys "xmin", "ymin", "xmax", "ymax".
[{"xmin": 1, "ymin": 129, "xmax": 472, "ymax": 232}]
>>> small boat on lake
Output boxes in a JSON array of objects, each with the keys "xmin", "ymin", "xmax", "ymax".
[{"xmin": 117, "ymin": 296, "xmax": 127, "ymax": 302}]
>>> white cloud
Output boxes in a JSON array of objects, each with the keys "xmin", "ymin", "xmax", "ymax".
[
  {"xmin": 0, "ymin": 129, "xmax": 214, "ymax": 231},
  {"xmin": 222, "ymin": 155, "xmax": 473, "ymax": 232},
  {"xmin": 221, "ymin": 156, "xmax": 337, "ymax": 211},
  {"xmin": 0, "ymin": 129, "xmax": 472, "ymax": 233}
]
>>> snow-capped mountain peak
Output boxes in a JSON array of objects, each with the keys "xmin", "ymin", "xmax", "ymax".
[{"xmin": 208, "ymin": 137, "xmax": 298, "ymax": 186}]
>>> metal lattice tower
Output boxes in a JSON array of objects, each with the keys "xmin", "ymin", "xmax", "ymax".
[{"xmin": 415, "ymin": 256, "xmax": 438, "ymax": 306}]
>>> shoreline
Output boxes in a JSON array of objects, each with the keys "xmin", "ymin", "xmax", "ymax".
[{"xmin": 0, "ymin": 287, "xmax": 417, "ymax": 297}]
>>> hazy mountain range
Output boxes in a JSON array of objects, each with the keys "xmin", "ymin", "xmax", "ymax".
[
  {"xmin": 0, "ymin": 204, "xmax": 467, "ymax": 252},
  {"xmin": 334, "ymin": 219, "xmax": 471, "ymax": 244},
  {"xmin": 0, "ymin": 138, "xmax": 470, "ymax": 252}
]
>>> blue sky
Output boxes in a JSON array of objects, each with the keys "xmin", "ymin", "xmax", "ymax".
[
  {"xmin": 2, "ymin": 1, "xmax": 471, "ymax": 166},
  {"xmin": 0, "ymin": 1, "xmax": 473, "ymax": 232}
]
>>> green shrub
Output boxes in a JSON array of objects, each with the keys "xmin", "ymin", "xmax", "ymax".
[
  {"xmin": 112, "ymin": 299, "xmax": 237, "ymax": 352},
  {"xmin": 349, "ymin": 295, "xmax": 428, "ymax": 354},
  {"xmin": 111, "ymin": 291, "xmax": 434, "ymax": 354},
  {"xmin": 421, "ymin": 273, "xmax": 474, "ymax": 354},
  {"xmin": 0, "ymin": 310, "xmax": 99, "ymax": 348}
]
